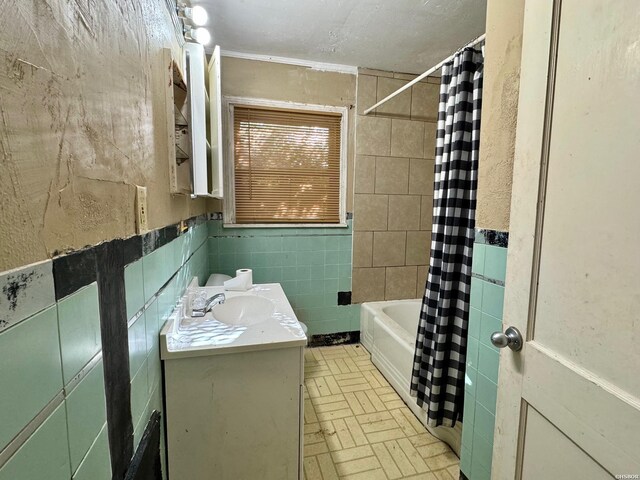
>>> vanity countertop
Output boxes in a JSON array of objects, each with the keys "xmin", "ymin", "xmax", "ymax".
[{"xmin": 160, "ymin": 283, "xmax": 307, "ymax": 360}]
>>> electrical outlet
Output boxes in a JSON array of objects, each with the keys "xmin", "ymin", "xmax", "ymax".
[{"xmin": 136, "ymin": 186, "xmax": 148, "ymax": 233}]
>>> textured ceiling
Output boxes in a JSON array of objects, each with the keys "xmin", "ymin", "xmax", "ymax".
[{"xmin": 197, "ymin": 0, "xmax": 487, "ymax": 74}]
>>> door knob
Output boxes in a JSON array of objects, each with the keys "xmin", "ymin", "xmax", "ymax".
[{"xmin": 490, "ymin": 326, "xmax": 523, "ymax": 352}]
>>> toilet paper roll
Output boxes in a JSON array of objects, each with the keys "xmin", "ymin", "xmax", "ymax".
[{"xmin": 223, "ymin": 268, "xmax": 253, "ymax": 291}]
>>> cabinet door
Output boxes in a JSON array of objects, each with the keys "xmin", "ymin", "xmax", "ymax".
[
  {"xmin": 183, "ymin": 42, "xmax": 208, "ymax": 196},
  {"xmin": 207, "ymin": 45, "xmax": 224, "ymax": 199}
]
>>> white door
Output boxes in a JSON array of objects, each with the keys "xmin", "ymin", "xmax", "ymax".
[{"xmin": 492, "ymin": 0, "xmax": 640, "ymax": 478}]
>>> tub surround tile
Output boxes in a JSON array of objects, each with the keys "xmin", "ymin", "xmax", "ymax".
[
  {"xmin": 373, "ymin": 232, "xmax": 406, "ymax": 267},
  {"xmin": 388, "ymin": 196, "xmax": 421, "ymax": 231},
  {"xmin": 352, "ymin": 268, "xmax": 386, "ymax": 303},
  {"xmin": 358, "ymin": 67, "xmax": 395, "ymax": 78},
  {"xmin": 353, "ymin": 68, "xmax": 438, "ymax": 306},
  {"xmin": 0, "ymin": 305, "xmax": 63, "ymax": 452},
  {"xmin": 356, "ymin": 116, "xmax": 391, "ymax": 156},
  {"xmin": 0, "ymin": 259, "xmax": 55, "ymax": 333},
  {"xmin": 65, "ymin": 360, "xmax": 108, "ymax": 472},
  {"xmin": 408, "ymin": 158, "xmax": 435, "ymax": 195},
  {"xmin": 390, "ymin": 119, "xmax": 425, "ymax": 158},
  {"xmin": 57, "ymin": 283, "xmax": 102, "ymax": 385},
  {"xmin": 385, "ymin": 266, "xmax": 418, "ymax": 300},
  {"xmin": 356, "ymin": 74, "xmax": 377, "ymax": 116},
  {"xmin": 405, "ymin": 231, "xmax": 430, "ymax": 266},
  {"xmin": 411, "ymin": 82, "xmax": 440, "ymax": 122},
  {"xmin": 420, "ymin": 195, "xmax": 434, "ymax": 230},
  {"xmin": 423, "ymin": 122, "xmax": 437, "ymax": 160},
  {"xmin": 376, "ymin": 77, "xmax": 411, "ymax": 117},
  {"xmin": 416, "ymin": 265, "xmax": 428, "ymax": 298},
  {"xmin": 0, "ymin": 403, "xmax": 71, "ymax": 480},
  {"xmin": 354, "ymin": 194, "xmax": 389, "ymax": 231},
  {"xmin": 352, "ymin": 231, "xmax": 373, "ymax": 268},
  {"xmin": 374, "ymin": 157, "xmax": 409, "ymax": 194}
]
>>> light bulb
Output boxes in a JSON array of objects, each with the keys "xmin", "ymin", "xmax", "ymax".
[
  {"xmin": 191, "ymin": 6, "xmax": 208, "ymax": 26},
  {"xmin": 192, "ymin": 27, "xmax": 211, "ymax": 45}
]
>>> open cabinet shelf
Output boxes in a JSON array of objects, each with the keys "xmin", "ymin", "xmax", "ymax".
[
  {"xmin": 165, "ymin": 48, "xmax": 192, "ymax": 195},
  {"xmin": 164, "ymin": 44, "xmax": 224, "ymax": 198}
]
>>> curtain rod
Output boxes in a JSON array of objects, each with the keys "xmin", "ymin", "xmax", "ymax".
[{"xmin": 363, "ymin": 33, "xmax": 486, "ymax": 116}]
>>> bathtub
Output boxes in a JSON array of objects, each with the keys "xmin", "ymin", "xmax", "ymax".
[{"xmin": 360, "ymin": 299, "xmax": 462, "ymax": 455}]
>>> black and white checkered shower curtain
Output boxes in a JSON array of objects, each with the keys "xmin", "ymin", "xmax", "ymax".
[{"xmin": 410, "ymin": 48, "xmax": 483, "ymax": 428}]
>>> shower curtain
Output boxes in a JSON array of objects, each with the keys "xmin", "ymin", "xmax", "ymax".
[{"xmin": 410, "ymin": 47, "xmax": 484, "ymax": 428}]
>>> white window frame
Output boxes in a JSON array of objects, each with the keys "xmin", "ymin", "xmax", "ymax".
[{"xmin": 222, "ymin": 96, "xmax": 349, "ymax": 228}]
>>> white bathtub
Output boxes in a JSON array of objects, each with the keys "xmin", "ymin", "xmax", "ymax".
[{"xmin": 361, "ymin": 299, "xmax": 462, "ymax": 455}]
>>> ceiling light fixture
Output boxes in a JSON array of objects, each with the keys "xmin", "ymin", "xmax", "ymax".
[
  {"xmin": 184, "ymin": 26, "xmax": 211, "ymax": 45},
  {"xmin": 177, "ymin": 4, "xmax": 209, "ymax": 27}
]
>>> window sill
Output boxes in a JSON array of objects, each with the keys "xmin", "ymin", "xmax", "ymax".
[{"xmin": 222, "ymin": 223, "xmax": 349, "ymax": 229}]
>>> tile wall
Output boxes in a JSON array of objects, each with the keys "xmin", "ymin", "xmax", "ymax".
[
  {"xmin": 0, "ymin": 268, "xmax": 109, "ymax": 480},
  {"xmin": 1, "ymin": 213, "xmax": 362, "ymax": 478},
  {"xmin": 208, "ymin": 219, "xmax": 359, "ymax": 337},
  {"xmin": 460, "ymin": 230, "xmax": 508, "ymax": 480},
  {"xmin": 352, "ymin": 68, "xmax": 439, "ymax": 303},
  {"xmin": 124, "ymin": 222, "xmax": 209, "ymax": 459},
  {"xmin": 0, "ymin": 219, "xmax": 209, "ymax": 480}
]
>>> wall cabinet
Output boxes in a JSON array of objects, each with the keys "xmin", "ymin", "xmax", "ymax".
[
  {"xmin": 165, "ymin": 49, "xmax": 192, "ymax": 195},
  {"xmin": 165, "ymin": 44, "xmax": 224, "ymax": 198}
]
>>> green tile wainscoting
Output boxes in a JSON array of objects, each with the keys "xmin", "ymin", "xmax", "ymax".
[
  {"xmin": 0, "ymin": 275, "xmax": 110, "ymax": 480},
  {"xmin": 460, "ymin": 236, "xmax": 508, "ymax": 480},
  {"xmin": 124, "ymin": 221, "xmax": 209, "ymax": 469},
  {"xmin": 207, "ymin": 218, "xmax": 360, "ymax": 336},
  {"xmin": 0, "ymin": 220, "xmax": 209, "ymax": 480},
  {"xmin": 0, "ymin": 214, "xmax": 360, "ymax": 478}
]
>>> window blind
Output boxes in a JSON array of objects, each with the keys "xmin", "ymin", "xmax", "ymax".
[{"xmin": 233, "ymin": 106, "xmax": 342, "ymax": 224}]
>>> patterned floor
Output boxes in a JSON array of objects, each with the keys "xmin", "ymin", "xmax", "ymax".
[{"xmin": 304, "ymin": 344, "xmax": 459, "ymax": 480}]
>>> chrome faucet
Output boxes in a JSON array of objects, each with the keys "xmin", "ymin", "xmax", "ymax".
[{"xmin": 191, "ymin": 293, "xmax": 226, "ymax": 317}]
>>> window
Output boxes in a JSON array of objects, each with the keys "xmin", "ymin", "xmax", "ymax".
[{"xmin": 225, "ymin": 98, "xmax": 347, "ymax": 226}]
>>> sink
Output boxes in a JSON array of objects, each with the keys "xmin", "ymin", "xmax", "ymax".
[{"xmin": 211, "ymin": 296, "xmax": 275, "ymax": 326}]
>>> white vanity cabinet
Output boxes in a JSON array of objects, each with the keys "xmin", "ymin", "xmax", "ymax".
[{"xmin": 161, "ymin": 284, "xmax": 306, "ymax": 480}]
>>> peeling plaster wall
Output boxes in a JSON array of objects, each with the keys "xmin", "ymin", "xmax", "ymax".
[
  {"xmin": 0, "ymin": 0, "xmax": 207, "ymax": 272},
  {"xmin": 476, "ymin": 0, "xmax": 525, "ymax": 231}
]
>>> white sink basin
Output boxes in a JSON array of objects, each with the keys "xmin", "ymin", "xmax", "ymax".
[{"xmin": 211, "ymin": 296, "xmax": 275, "ymax": 326}]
